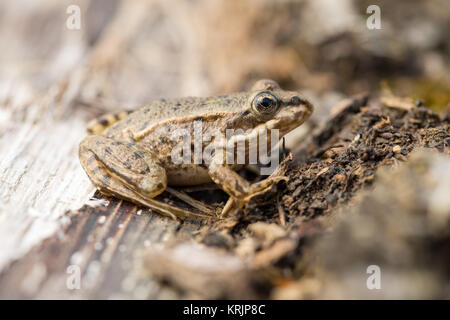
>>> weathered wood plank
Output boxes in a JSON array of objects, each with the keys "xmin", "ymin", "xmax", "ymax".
[
  {"xmin": 0, "ymin": 196, "xmax": 210, "ymax": 299},
  {"xmin": 0, "ymin": 104, "xmax": 95, "ymax": 271}
]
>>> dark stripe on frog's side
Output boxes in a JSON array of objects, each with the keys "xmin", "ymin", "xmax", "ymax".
[{"xmin": 103, "ymin": 92, "xmax": 250, "ymax": 140}]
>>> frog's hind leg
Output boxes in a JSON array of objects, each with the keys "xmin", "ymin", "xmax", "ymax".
[
  {"xmin": 86, "ymin": 110, "xmax": 133, "ymax": 135},
  {"xmin": 79, "ymin": 136, "xmax": 213, "ymax": 219},
  {"xmin": 165, "ymin": 187, "xmax": 216, "ymax": 215}
]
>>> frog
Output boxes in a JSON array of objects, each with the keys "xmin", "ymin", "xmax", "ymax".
[{"xmin": 79, "ymin": 79, "xmax": 313, "ymax": 219}]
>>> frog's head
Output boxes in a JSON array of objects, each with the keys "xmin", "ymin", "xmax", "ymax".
[{"xmin": 227, "ymin": 79, "xmax": 314, "ymax": 137}]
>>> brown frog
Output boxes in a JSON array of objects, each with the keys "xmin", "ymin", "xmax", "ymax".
[{"xmin": 79, "ymin": 79, "xmax": 313, "ymax": 219}]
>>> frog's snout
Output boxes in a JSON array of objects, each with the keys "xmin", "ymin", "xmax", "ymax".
[{"xmin": 302, "ymin": 99, "xmax": 314, "ymax": 117}]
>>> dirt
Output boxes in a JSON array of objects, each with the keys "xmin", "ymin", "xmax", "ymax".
[
  {"xmin": 198, "ymin": 94, "xmax": 448, "ymax": 228},
  {"xmin": 162, "ymin": 94, "xmax": 450, "ymax": 298},
  {"xmin": 307, "ymin": 149, "xmax": 450, "ymax": 299}
]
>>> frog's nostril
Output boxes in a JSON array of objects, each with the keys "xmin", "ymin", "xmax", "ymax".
[{"xmin": 290, "ymin": 96, "xmax": 301, "ymax": 105}]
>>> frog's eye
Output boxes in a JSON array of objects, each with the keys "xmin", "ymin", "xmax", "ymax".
[{"xmin": 251, "ymin": 92, "xmax": 279, "ymax": 117}]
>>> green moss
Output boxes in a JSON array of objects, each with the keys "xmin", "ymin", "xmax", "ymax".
[{"xmin": 381, "ymin": 77, "xmax": 450, "ymax": 113}]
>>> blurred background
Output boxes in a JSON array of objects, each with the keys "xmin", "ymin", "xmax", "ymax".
[{"xmin": 1, "ymin": 0, "xmax": 449, "ymax": 114}]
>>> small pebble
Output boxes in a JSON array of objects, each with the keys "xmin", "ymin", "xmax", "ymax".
[{"xmin": 393, "ymin": 145, "xmax": 402, "ymax": 153}]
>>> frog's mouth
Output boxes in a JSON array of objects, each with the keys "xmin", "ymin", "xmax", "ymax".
[{"xmin": 269, "ymin": 99, "xmax": 314, "ymax": 136}]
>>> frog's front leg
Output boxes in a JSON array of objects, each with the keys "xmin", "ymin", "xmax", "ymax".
[
  {"xmin": 79, "ymin": 135, "xmax": 211, "ymax": 219},
  {"xmin": 208, "ymin": 157, "xmax": 288, "ymax": 217}
]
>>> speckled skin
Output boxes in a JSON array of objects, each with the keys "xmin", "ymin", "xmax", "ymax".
[{"xmin": 79, "ymin": 79, "xmax": 313, "ymax": 218}]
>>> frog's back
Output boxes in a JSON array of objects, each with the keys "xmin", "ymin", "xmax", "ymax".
[{"xmin": 103, "ymin": 92, "xmax": 249, "ymax": 139}]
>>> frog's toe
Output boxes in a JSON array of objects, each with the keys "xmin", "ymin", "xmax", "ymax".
[
  {"xmin": 269, "ymin": 175, "xmax": 289, "ymax": 183},
  {"xmin": 220, "ymin": 197, "xmax": 243, "ymax": 218}
]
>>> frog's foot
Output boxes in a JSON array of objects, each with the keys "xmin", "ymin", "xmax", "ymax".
[
  {"xmin": 79, "ymin": 136, "xmax": 213, "ymax": 220},
  {"xmin": 208, "ymin": 161, "xmax": 288, "ymax": 218},
  {"xmin": 165, "ymin": 187, "xmax": 216, "ymax": 216},
  {"xmin": 219, "ymin": 175, "xmax": 288, "ymax": 217}
]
